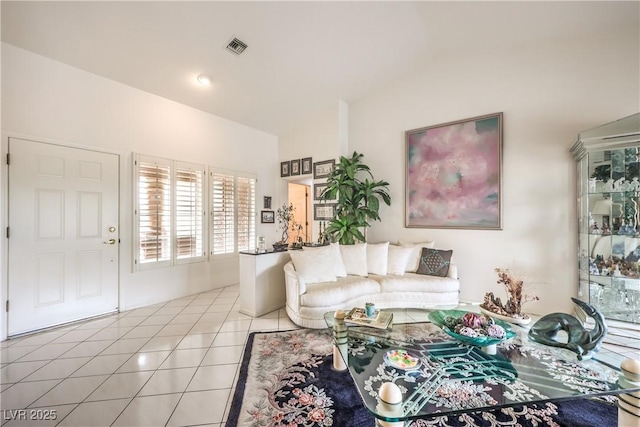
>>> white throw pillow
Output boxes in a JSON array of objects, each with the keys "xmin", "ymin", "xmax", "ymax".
[
  {"xmin": 289, "ymin": 246, "xmax": 338, "ymax": 284},
  {"xmin": 302, "ymin": 243, "xmax": 346, "ymax": 277},
  {"xmin": 367, "ymin": 242, "xmax": 389, "ymax": 275},
  {"xmin": 399, "ymin": 240, "xmax": 436, "ymax": 272},
  {"xmin": 339, "ymin": 243, "xmax": 368, "ymax": 276},
  {"xmin": 387, "ymin": 244, "xmax": 413, "ymax": 276}
]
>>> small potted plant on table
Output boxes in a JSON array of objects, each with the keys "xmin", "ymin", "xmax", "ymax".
[{"xmin": 273, "ymin": 203, "xmax": 295, "ymax": 251}]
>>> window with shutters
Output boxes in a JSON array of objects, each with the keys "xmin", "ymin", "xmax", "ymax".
[
  {"xmin": 134, "ymin": 155, "xmax": 206, "ymax": 269},
  {"xmin": 175, "ymin": 162, "xmax": 205, "ymax": 263},
  {"xmin": 136, "ymin": 157, "xmax": 172, "ymax": 267},
  {"xmin": 237, "ymin": 175, "xmax": 256, "ymax": 252},
  {"xmin": 210, "ymin": 170, "xmax": 256, "ymax": 255},
  {"xmin": 211, "ymin": 172, "xmax": 235, "ymax": 255}
]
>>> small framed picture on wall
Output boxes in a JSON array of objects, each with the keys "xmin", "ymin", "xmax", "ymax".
[
  {"xmin": 264, "ymin": 196, "xmax": 272, "ymax": 209},
  {"xmin": 314, "ymin": 204, "xmax": 336, "ymax": 221},
  {"xmin": 314, "ymin": 182, "xmax": 331, "ymax": 201},
  {"xmin": 313, "ymin": 159, "xmax": 335, "ymax": 179},
  {"xmin": 301, "ymin": 157, "xmax": 313, "ymax": 175},
  {"xmin": 280, "ymin": 161, "xmax": 290, "ymax": 177},
  {"xmin": 261, "ymin": 210, "xmax": 275, "ymax": 223},
  {"xmin": 291, "ymin": 159, "xmax": 301, "ymax": 176}
]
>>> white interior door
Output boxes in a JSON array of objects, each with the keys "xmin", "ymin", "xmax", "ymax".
[{"xmin": 7, "ymin": 138, "xmax": 119, "ymax": 336}]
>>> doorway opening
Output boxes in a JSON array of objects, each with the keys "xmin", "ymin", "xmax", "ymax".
[{"xmin": 287, "ymin": 181, "xmax": 312, "ymax": 245}]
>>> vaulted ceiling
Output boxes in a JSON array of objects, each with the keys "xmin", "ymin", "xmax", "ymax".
[{"xmin": 2, "ymin": 1, "xmax": 638, "ymax": 136}]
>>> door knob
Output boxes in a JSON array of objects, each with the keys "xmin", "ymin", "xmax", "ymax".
[{"xmin": 103, "ymin": 239, "xmax": 116, "ymax": 245}]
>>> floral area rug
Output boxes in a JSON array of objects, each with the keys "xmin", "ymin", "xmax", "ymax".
[{"xmin": 225, "ymin": 329, "xmax": 617, "ymax": 427}]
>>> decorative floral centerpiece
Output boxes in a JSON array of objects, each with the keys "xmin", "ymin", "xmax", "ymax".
[
  {"xmin": 442, "ymin": 312, "xmax": 506, "ymax": 339},
  {"xmin": 480, "ymin": 268, "xmax": 539, "ymax": 324}
]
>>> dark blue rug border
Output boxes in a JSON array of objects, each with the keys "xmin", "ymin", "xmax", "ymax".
[{"xmin": 225, "ymin": 330, "xmax": 259, "ymax": 427}]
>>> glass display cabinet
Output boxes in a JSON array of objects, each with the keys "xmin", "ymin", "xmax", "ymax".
[{"xmin": 571, "ymin": 113, "xmax": 640, "ymax": 324}]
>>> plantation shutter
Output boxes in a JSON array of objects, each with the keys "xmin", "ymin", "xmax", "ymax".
[
  {"xmin": 237, "ymin": 175, "xmax": 256, "ymax": 252},
  {"xmin": 175, "ymin": 162, "xmax": 205, "ymax": 262},
  {"xmin": 136, "ymin": 157, "xmax": 171, "ymax": 265},
  {"xmin": 211, "ymin": 172, "xmax": 235, "ymax": 254}
]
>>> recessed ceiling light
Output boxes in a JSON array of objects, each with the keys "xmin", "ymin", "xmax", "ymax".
[{"xmin": 196, "ymin": 74, "xmax": 213, "ymax": 86}]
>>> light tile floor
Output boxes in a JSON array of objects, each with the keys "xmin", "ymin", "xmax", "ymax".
[
  {"xmin": 0, "ymin": 286, "xmax": 638, "ymax": 426},
  {"xmin": 0, "ymin": 285, "xmax": 300, "ymax": 427}
]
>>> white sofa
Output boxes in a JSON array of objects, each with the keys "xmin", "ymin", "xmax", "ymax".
[{"xmin": 284, "ymin": 241, "xmax": 460, "ymax": 328}]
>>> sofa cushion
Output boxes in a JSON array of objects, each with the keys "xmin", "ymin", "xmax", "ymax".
[
  {"xmin": 416, "ymin": 248, "xmax": 453, "ymax": 277},
  {"xmin": 367, "ymin": 242, "xmax": 389, "ymax": 275},
  {"xmin": 302, "ymin": 243, "xmax": 346, "ymax": 277},
  {"xmin": 339, "ymin": 243, "xmax": 368, "ymax": 276},
  {"xmin": 289, "ymin": 246, "xmax": 337, "ymax": 284},
  {"xmin": 400, "ymin": 241, "xmax": 436, "ymax": 272},
  {"xmin": 301, "ymin": 276, "xmax": 381, "ymax": 307},
  {"xmin": 374, "ymin": 273, "xmax": 459, "ymax": 294},
  {"xmin": 387, "ymin": 244, "xmax": 413, "ymax": 276}
]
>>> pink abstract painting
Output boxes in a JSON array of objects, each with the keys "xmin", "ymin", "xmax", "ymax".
[{"xmin": 405, "ymin": 113, "xmax": 502, "ymax": 229}]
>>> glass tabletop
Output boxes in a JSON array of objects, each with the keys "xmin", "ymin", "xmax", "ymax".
[{"xmin": 324, "ymin": 308, "xmax": 640, "ymax": 422}]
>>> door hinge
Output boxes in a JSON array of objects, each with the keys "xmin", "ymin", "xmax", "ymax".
[
  {"xmin": 6, "ymin": 153, "xmax": 9, "ymax": 165},
  {"xmin": 5, "ymin": 301, "xmax": 8, "ymax": 312},
  {"xmin": 6, "ymin": 227, "xmax": 9, "ymax": 238}
]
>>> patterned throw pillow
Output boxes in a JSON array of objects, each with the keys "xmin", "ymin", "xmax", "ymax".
[{"xmin": 416, "ymin": 248, "xmax": 452, "ymax": 277}]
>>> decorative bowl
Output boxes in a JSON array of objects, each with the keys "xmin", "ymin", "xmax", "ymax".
[
  {"xmin": 383, "ymin": 349, "xmax": 421, "ymax": 371},
  {"xmin": 272, "ymin": 243, "xmax": 289, "ymax": 251},
  {"xmin": 479, "ymin": 306, "xmax": 532, "ymax": 326},
  {"xmin": 428, "ymin": 309, "xmax": 517, "ymax": 347}
]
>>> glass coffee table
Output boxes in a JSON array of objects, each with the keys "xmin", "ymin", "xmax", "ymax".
[{"xmin": 324, "ymin": 307, "xmax": 640, "ymax": 427}]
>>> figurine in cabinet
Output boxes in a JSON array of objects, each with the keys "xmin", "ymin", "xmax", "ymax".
[{"xmin": 604, "ymin": 178, "xmax": 615, "ymax": 192}]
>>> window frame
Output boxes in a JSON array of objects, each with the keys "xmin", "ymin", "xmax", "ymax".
[
  {"xmin": 209, "ymin": 168, "xmax": 257, "ymax": 257},
  {"xmin": 174, "ymin": 160, "xmax": 207, "ymax": 265},
  {"xmin": 133, "ymin": 154, "xmax": 207, "ymax": 270}
]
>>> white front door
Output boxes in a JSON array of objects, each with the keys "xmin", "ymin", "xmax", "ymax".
[{"xmin": 7, "ymin": 138, "xmax": 119, "ymax": 336}]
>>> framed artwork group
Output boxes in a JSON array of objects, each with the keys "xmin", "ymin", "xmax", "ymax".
[
  {"xmin": 261, "ymin": 196, "xmax": 274, "ymax": 224},
  {"xmin": 278, "ymin": 156, "xmax": 339, "ymax": 228},
  {"xmin": 310, "ymin": 159, "xmax": 336, "ymax": 222},
  {"xmin": 281, "ymin": 157, "xmax": 313, "ymax": 177}
]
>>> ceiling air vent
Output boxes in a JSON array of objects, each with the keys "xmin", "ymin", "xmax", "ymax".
[{"xmin": 226, "ymin": 37, "xmax": 248, "ymax": 55}]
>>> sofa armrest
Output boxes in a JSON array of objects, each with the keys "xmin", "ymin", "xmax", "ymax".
[
  {"xmin": 284, "ymin": 261, "xmax": 306, "ymax": 312},
  {"xmin": 447, "ymin": 262, "xmax": 459, "ymax": 280}
]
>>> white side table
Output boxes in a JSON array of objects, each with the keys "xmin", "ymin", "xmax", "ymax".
[{"xmin": 239, "ymin": 250, "xmax": 291, "ymax": 317}]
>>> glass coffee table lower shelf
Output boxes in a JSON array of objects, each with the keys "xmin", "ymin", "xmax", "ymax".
[{"xmin": 324, "ymin": 309, "xmax": 640, "ymax": 427}]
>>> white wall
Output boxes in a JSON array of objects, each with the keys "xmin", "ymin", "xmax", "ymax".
[
  {"xmin": 1, "ymin": 43, "xmax": 279, "ymax": 339},
  {"xmin": 351, "ymin": 28, "xmax": 639, "ymax": 315},
  {"xmin": 281, "ymin": 27, "xmax": 640, "ymax": 315},
  {"xmin": 278, "ymin": 102, "xmax": 346, "ymax": 242}
]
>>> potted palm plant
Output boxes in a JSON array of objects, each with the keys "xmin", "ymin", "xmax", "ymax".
[{"xmin": 321, "ymin": 151, "xmax": 391, "ymax": 244}]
